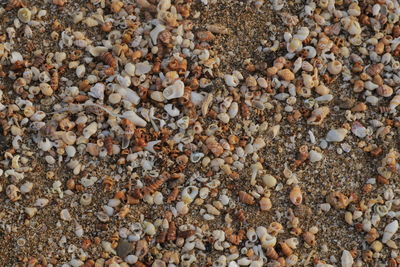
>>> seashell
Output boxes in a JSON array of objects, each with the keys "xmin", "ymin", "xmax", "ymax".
[
  {"xmin": 118, "ymin": 87, "xmax": 140, "ymax": 105},
  {"xmin": 101, "ymin": 52, "xmax": 116, "ymax": 68},
  {"xmin": 80, "ymin": 193, "xmax": 92, "ymax": 206},
  {"xmin": 289, "ymin": 186, "xmax": 302, "ymax": 206},
  {"xmin": 164, "ymin": 104, "xmax": 180, "ymax": 117},
  {"xmin": 135, "ymin": 61, "xmax": 152, "ymax": 75},
  {"xmin": 377, "ymin": 85, "xmax": 393, "ymax": 97},
  {"xmin": 6, "ymin": 185, "xmax": 21, "ymax": 201},
  {"xmin": 294, "ymin": 27, "xmax": 309, "ymax": 41},
  {"xmin": 260, "ymin": 197, "xmax": 272, "ymax": 211},
  {"xmin": 163, "ymin": 80, "xmax": 185, "ymax": 100},
  {"xmin": 351, "ymin": 122, "xmax": 367, "ymax": 138},
  {"xmin": 60, "ymin": 209, "xmax": 72, "ymax": 221},
  {"xmin": 239, "ymin": 191, "xmax": 255, "ymax": 205},
  {"xmin": 307, "ymin": 106, "xmax": 330, "ymax": 125},
  {"xmin": 224, "ymin": 74, "xmax": 239, "ymax": 87},
  {"xmin": 286, "ymin": 255, "xmax": 298, "ymax": 266},
  {"xmin": 315, "ymin": 84, "xmax": 330, "ymax": 95},
  {"xmin": 268, "ymin": 125, "xmax": 280, "ymax": 139},
  {"xmin": 88, "ymin": 83, "xmax": 105, "ymax": 100},
  {"xmin": 202, "ymin": 93, "xmax": 213, "ymax": 116},
  {"xmin": 150, "ymin": 24, "xmax": 166, "ymax": 45},
  {"xmin": 39, "ymin": 138, "xmax": 52, "ymax": 151},
  {"xmin": 88, "ymin": 46, "xmax": 108, "ymax": 57},
  {"xmin": 389, "ymin": 95, "xmax": 400, "ymax": 110},
  {"xmin": 76, "ymin": 64, "xmax": 86, "ymax": 78},
  {"xmin": 83, "ymin": 122, "xmax": 97, "ymax": 139},
  {"xmin": 287, "ymin": 38, "xmax": 302, "ymax": 53},
  {"xmin": 20, "ymin": 182, "xmax": 33, "ymax": 194},
  {"xmin": 309, "ymin": 150, "xmax": 323, "ymax": 162},
  {"xmin": 17, "ymin": 8, "xmax": 31, "ymax": 23},
  {"xmin": 122, "ymin": 111, "xmax": 147, "ymax": 127},
  {"xmin": 278, "ymin": 69, "xmax": 295, "ymax": 81},
  {"xmin": 293, "ymin": 57, "xmax": 302, "ymax": 73},
  {"xmin": 108, "ymin": 93, "xmax": 121, "ymax": 104},
  {"xmin": 382, "ymin": 220, "xmax": 398, "ymax": 243},
  {"xmin": 176, "ymin": 116, "xmax": 190, "ymax": 129},
  {"xmin": 124, "ymin": 63, "xmax": 136, "ymax": 76},
  {"xmin": 341, "ymin": 250, "xmax": 354, "ymax": 267},
  {"xmin": 34, "ymin": 198, "xmax": 49, "ymax": 208},
  {"xmin": 341, "ymin": 17, "xmax": 361, "ymax": 35},
  {"xmin": 327, "ymin": 60, "xmax": 342, "ymax": 75},
  {"xmin": 325, "ymin": 128, "xmax": 348, "ymax": 142}
]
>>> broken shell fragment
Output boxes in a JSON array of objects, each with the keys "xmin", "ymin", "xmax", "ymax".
[{"xmin": 163, "ymin": 80, "xmax": 185, "ymax": 100}]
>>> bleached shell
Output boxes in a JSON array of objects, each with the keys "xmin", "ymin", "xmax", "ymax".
[
  {"xmin": 382, "ymin": 220, "xmax": 398, "ymax": 243},
  {"xmin": 39, "ymin": 138, "xmax": 52, "ymax": 151},
  {"xmin": 191, "ymin": 92, "xmax": 205, "ymax": 105},
  {"xmin": 83, "ymin": 122, "xmax": 98, "ymax": 139},
  {"xmin": 54, "ymin": 52, "xmax": 67, "ymax": 64},
  {"xmin": 294, "ymin": 27, "xmax": 309, "ymax": 41},
  {"xmin": 87, "ymin": 46, "xmax": 108, "ymax": 57},
  {"xmin": 309, "ymin": 150, "xmax": 323, "ymax": 162},
  {"xmin": 20, "ymin": 182, "xmax": 33, "ymax": 194},
  {"xmin": 88, "ymin": 83, "xmax": 105, "ymax": 100},
  {"xmin": 341, "ymin": 250, "xmax": 353, "ymax": 267},
  {"xmin": 217, "ymin": 112, "xmax": 230, "ymax": 123},
  {"xmin": 163, "ymin": 80, "xmax": 185, "ymax": 100},
  {"xmin": 228, "ymin": 102, "xmax": 239, "ymax": 118},
  {"xmin": 60, "ymin": 209, "xmax": 72, "ymax": 221},
  {"xmin": 151, "ymin": 91, "xmax": 165, "ymax": 102},
  {"xmin": 76, "ymin": 64, "xmax": 86, "ymax": 78},
  {"xmin": 135, "ymin": 61, "xmax": 152, "ymax": 76},
  {"xmin": 303, "ymin": 46, "xmax": 316, "ymax": 58},
  {"xmin": 224, "ymin": 75, "xmax": 239, "ymax": 87},
  {"xmin": 122, "ymin": 111, "xmax": 147, "ymax": 127},
  {"xmin": 302, "ymin": 73, "xmax": 314, "ymax": 88},
  {"xmin": 327, "ymin": 60, "xmax": 343, "ymax": 75},
  {"xmin": 124, "ymin": 63, "xmax": 136, "ymax": 76},
  {"xmin": 293, "ymin": 57, "xmax": 303, "ymax": 73},
  {"xmin": 118, "ymin": 87, "xmax": 140, "ymax": 105},
  {"xmin": 326, "ymin": 128, "xmax": 348, "ymax": 142},
  {"xmin": 11, "ymin": 52, "xmax": 23, "ymax": 64},
  {"xmin": 164, "ymin": 104, "xmax": 180, "ymax": 117},
  {"xmin": 34, "ymin": 198, "xmax": 49, "ymax": 208},
  {"xmin": 351, "ymin": 122, "xmax": 367, "ymax": 138},
  {"xmin": 177, "ymin": 116, "xmax": 190, "ymax": 129},
  {"xmin": 117, "ymin": 75, "xmax": 131, "ymax": 88},
  {"xmin": 150, "ymin": 24, "xmax": 166, "ymax": 45}
]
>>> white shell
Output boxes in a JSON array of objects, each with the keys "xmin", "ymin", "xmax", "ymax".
[
  {"xmin": 124, "ymin": 63, "xmax": 136, "ymax": 76},
  {"xmin": 38, "ymin": 138, "xmax": 52, "ymax": 151},
  {"xmin": 341, "ymin": 250, "xmax": 353, "ymax": 267},
  {"xmin": 83, "ymin": 122, "xmax": 98, "ymax": 139},
  {"xmin": 122, "ymin": 111, "xmax": 147, "ymax": 127},
  {"xmin": 150, "ymin": 24, "xmax": 166, "ymax": 45},
  {"xmin": 382, "ymin": 220, "xmax": 398, "ymax": 243},
  {"xmin": 164, "ymin": 104, "xmax": 180, "ymax": 117},
  {"xmin": 326, "ymin": 128, "xmax": 348, "ymax": 142},
  {"xmin": 163, "ymin": 80, "xmax": 185, "ymax": 100},
  {"xmin": 89, "ymin": 83, "xmax": 105, "ymax": 100},
  {"xmin": 88, "ymin": 46, "xmax": 108, "ymax": 57},
  {"xmin": 118, "ymin": 87, "xmax": 141, "ymax": 105},
  {"xmin": 309, "ymin": 150, "xmax": 323, "ymax": 162},
  {"xmin": 135, "ymin": 61, "xmax": 152, "ymax": 76},
  {"xmin": 224, "ymin": 75, "xmax": 239, "ymax": 87},
  {"xmin": 60, "ymin": 209, "xmax": 72, "ymax": 221},
  {"xmin": 76, "ymin": 64, "xmax": 86, "ymax": 78}
]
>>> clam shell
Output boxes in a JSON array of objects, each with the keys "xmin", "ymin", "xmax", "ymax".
[{"xmin": 382, "ymin": 220, "xmax": 398, "ymax": 243}]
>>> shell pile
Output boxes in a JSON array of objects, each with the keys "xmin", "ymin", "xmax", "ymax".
[{"xmin": 1, "ymin": 0, "xmax": 400, "ymax": 266}]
